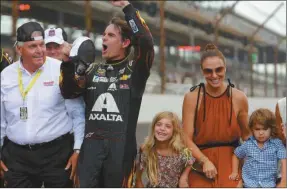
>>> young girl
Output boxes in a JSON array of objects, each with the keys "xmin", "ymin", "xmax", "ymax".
[
  {"xmin": 135, "ymin": 111, "xmax": 195, "ymax": 188},
  {"xmin": 229, "ymin": 108, "xmax": 286, "ymax": 188}
]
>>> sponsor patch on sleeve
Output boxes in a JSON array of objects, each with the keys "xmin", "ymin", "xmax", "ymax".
[
  {"xmin": 129, "ymin": 19, "xmax": 139, "ymax": 33},
  {"xmin": 120, "ymin": 84, "xmax": 130, "ymax": 89}
]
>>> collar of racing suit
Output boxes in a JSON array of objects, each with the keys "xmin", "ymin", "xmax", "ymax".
[{"xmin": 105, "ymin": 56, "xmax": 128, "ymax": 67}]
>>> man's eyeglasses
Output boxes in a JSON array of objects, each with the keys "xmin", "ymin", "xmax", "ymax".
[{"xmin": 202, "ymin": 66, "xmax": 225, "ymax": 75}]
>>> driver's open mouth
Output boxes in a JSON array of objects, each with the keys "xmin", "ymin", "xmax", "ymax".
[{"xmin": 102, "ymin": 44, "xmax": 108, "ymax": 51}]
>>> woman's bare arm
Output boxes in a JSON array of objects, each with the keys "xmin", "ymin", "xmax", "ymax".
[{"xmin": 182, "ymin": 92, "xmax": 217, "ymax": 179}]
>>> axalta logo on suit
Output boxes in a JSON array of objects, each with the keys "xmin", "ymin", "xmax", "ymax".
[{"xmin": 88, "ymin": 93, "xmax": 123, "ymax": 122}]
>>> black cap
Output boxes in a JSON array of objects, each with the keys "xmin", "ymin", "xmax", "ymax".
[{"xmin": 16, "ymin": 22, "xmax": 44, "ymax": 42}]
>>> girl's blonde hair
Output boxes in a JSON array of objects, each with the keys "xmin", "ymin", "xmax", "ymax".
[{"xmin": 142, "ymin": 111, "xmax": 185, "ymax": 186}]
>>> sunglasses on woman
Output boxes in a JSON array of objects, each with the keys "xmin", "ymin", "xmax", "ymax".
[{"xmin": 202, "ymin": 66, "xmax": 225, "ymax": 75}]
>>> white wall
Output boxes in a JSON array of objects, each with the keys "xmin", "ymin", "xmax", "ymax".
[{"xmin": 138, "ymin": 94, "xmax": 281, "ymax": 123}]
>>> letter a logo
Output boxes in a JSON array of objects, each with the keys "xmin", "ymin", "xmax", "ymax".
[{"xmin": 92, "ymin": 93, "xmax": 119, "ymax": 113}]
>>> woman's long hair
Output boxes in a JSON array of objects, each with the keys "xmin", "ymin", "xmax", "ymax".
[{"xmin": 142, "ymin": 111, "xmax": 185, "ymax": 186}]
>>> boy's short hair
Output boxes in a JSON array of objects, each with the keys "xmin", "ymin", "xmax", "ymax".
[{"xmin": 249, "ymin": 108, "xmax": 278, "ymax": 137}]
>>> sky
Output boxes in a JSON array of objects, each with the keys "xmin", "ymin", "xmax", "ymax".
[{"xmin": 198, "ymin": 1, "xmax": 286, "ymax": 36}]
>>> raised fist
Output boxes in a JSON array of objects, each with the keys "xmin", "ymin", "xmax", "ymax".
[{"xmin": 110, "ymin": 0, "xmax": 130, "ymax": 8}]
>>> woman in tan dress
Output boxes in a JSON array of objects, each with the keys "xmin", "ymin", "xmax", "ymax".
[{"xmin": 182, "ymin": 44, "xmax": 250, "ymax": 187}]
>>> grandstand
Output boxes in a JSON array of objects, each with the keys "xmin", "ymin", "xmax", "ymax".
[
  {"xmin": 1, "ymin": 1, "xmax": 286, "ymax": 97},
  {"xmin": 142, "ymin": 1, "xmax": 287, "ymax": 97}
]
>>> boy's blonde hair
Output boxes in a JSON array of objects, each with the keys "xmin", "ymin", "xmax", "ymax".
[
  {"xmin": 249, "ymin": 108, "xmax": 278, "ymax": 137},
  {"xmin": 141, "ymin": 111, "xmax": 185, "ymax": 186}
]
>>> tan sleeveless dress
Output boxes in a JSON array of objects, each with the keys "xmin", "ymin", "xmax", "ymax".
[{"xmin": 189, "ymin": 82, "xmax": 242, "ymax": 187}]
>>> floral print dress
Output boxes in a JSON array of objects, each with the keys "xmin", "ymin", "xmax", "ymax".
[{"xmin": 138, "ymin": 150, "xmax": 195, "ymax": 188}]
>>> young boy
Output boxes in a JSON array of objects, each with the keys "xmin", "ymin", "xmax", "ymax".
[{"xmin": 229, "ymin": 108, "xmax": 286, "ymax": 188}]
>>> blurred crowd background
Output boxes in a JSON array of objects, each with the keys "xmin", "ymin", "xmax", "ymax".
[{"xmin": 1, "ymin": 0, "xmax": 286, "ymax": 98}]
